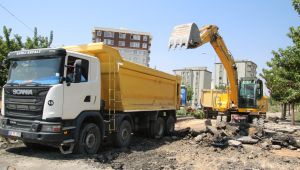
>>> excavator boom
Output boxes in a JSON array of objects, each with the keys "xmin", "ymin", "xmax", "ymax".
[{"xmin": 169, "ymin": 23, "xmax": 239, "ymax": 107}]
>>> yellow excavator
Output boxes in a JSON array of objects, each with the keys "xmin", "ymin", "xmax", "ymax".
[{"xmin": 169, "ymin": 23, "xmax": 268, "ymax": 123}]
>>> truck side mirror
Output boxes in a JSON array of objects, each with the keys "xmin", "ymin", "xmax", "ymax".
[{"xmin": 73, "ymin": 59, "xmax": 82, "ymax": 83}]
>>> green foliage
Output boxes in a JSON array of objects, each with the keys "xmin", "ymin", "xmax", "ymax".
[
  {"xmin": 215, "ymin": 85, "xmax": 226, "ymax": 90},
  {"xmin": 261, "ymin": 0, "xmax": 300, "ymax": 105},
  {"xmin": 176, "ymin": 107, "xmax": 187, "ymax": 116},
  {"xmin": 0, "ymin": 26, "xmax": 53, "ymax": 87},
  {"xmin": 293, "ymin": 0, "xmax": 300, "ymax": 16},
  {"xmin": 186, "ymin": 85, "xmax": 193, "ymax": 102},
  {"xmin": 192, "ymin": 110, "xmax": 204, "ymax": 119}
]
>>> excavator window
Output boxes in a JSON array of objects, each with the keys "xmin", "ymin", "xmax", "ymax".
[{"xmin": 238, "ymin": 80, "xmax": 256, "ymax": 108}]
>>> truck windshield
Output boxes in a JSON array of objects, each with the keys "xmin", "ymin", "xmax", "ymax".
[{"xmin": 7, "ymin": 57, "xmax": 62, "ymax": 85}]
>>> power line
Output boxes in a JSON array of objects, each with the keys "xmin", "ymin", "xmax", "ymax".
[{"xmin": 0, "ymin": 2, "xmax": 34, "ymax": 32}]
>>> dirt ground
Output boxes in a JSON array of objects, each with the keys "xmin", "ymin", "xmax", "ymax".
[{"xmin": 0, "ymin": 118, "xmax": 300, "ymax": 170}]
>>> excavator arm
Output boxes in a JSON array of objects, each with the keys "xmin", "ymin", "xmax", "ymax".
[{"xmin": 169, "ymin": 23, "xmax": 238, "ymax": 107}]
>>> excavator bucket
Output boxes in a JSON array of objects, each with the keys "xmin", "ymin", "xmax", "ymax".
[{"xmin": 168, "ymin": 23, "xmax": 201, "ymax": 49}]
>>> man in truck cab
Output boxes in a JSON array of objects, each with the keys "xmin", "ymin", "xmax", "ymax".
[{"xmin": 66, "ymin": 56, "xmax": 88, "ymax": 83}]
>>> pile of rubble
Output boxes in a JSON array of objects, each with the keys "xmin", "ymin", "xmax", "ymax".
[
  {"xmin": 183, "ymin": 118, "xmax": 300, "ymax": 151},
  {"xmin": 0, "ymin": 137, "xmax": 20, "ymax": 149}
]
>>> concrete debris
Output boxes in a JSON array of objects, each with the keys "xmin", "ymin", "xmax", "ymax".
[
  {"xmin": 237, "ymin": 136, "xmax": 258, "ymax": 144},
  {"xmin": 288, "ymin": 145, "xmax": 297, "ymax": 150},
  {"xmin": 211, "ymin": 136, "xmax": 229, "ymax": 148},
  {"xmin": 204, "ymin": 119, "xmax": 212, "ymax": 126},
  {"xmin": 228, "ymin": 140, "xmax": 242, "ymax": 147},
  {"xmin": 194, "ymin": 134, "xmax": 206, "ymax": 143},
  {"xmin": 267, "ymin": 116, "xmax": 279, "ymax": 123},
  {"xmin": 263, "ymin": 129, "xmax": 277, "ymax": 137},
  {"xmin": 185, "ymin": 118, "xmax": 300, "ymax": 151},
  {"xmin": 271, "ymin": 145, "xmax": 281, "ymax": 150},
  {"xmin": 277, "ymin": 128, "xmax": 296, "ymax": 134},
  {"xmin": 260, "ymin": 141, "xmax": 270, "ymax": 150},
  {"xmin": 271, "ymin": 133, "xmax": 297, "ymax": 147},
  {"xmin": 206, "ymin": 126, "xmax": 221, "ymax": 137}
]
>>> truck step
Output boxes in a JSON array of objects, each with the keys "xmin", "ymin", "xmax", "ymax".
[{"xmin": 61, "ymin": 139, "xmax": 75, "ymax": 144}]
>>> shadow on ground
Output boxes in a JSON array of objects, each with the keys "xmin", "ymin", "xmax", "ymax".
[{"xmin": 3, "ymin": 130, "xmax": 189, "ymax": 162}]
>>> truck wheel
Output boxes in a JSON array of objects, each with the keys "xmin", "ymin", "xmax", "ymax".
[
  {"xmin": 113, "ymin": 120, "xmax": 132, "ymax": 148},
  {"xmin": 76, "ymin": 123, "xmax": 101, "ymax": 154},
  {"xmin": 165, "ymin": 116, "xmax": 175, "ymax": 135},
  {"xmin": 150, "ymin": 117, "xmax": 165, "ymax": 138}
]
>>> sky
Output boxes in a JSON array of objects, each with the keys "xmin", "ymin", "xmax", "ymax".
[{"xmin": 0, "ymin": 0, "xmax": 299, "ymax": 77}]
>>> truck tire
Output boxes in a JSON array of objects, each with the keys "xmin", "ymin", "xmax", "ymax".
[
  {"xmin": 149, "ymin": 117, "xmax": 165, "ymax": 138},
  {"xmin": 165, "ymin": 116, "xmax": 175, "ymax": 135},
  {"xmin": 76, "ymin": 123, "xmax": 101, "ymax": 154},
  {"xmin": 113, "ymin": 120, "xmax": 132, "ymax": 148}
]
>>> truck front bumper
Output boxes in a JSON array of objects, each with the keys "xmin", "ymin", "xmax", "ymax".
[{"xmin": 0, "ymin": 117, "xmax": 65, "ymax": 146}]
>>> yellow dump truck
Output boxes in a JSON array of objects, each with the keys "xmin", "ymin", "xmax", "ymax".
[
  {"xmin": 201, "ymin": 89, "xmax": 229, "ymax": 118},
  {"xmin": 0, "ymin": 43, "xmax": 181, "ymax": 154}
]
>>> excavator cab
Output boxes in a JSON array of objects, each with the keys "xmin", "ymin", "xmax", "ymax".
[{"xmin": 238, "ymin": 77, "xmax": 263, "ymax": 109}]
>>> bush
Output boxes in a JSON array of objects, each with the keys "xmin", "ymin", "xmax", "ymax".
[
  {"xmin": 193, "ymin": 110, "xmax": 204, "ymax": 119},
  {"xmin": 176, "ymin": 107, "xmax": 187, "ymax": 116}
]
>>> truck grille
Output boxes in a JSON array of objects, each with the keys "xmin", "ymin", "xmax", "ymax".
[{"xmin": 4, "ymin": 86, "xmax": 50, "ymax": 120}]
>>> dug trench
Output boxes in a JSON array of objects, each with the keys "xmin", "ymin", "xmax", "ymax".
[{"xmin": 0, "ymin": 118, "xmax": 300, "ymax": 170}]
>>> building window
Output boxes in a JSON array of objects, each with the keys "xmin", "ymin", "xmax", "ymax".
[
  {"xmin": 96, "ymin": 38, "xmax": 101, "ymax": 42},
  {"xmin": 96, "ymin": 31, "xmax": 102, "ymax": 36},
  {"xmin": 133, "ymin": 50, "xmax": 138, "ymax": 54},
  {"xmin": 138, "ymin": 51, "xmax": 146, "ymax": 55},
  {"xmin": 104, "ymin": 39, "xmax": 114, "ymax": 45},
  {"xmin": 118, "ymin": 41, "xmax": 125, "ymax": 46},
  {"xmin": 130, "ymin": 34, "xmax": 140, "ymax": 40},
  {"xmin": 143, "ymin": 36, "xmax": 148, "ymax": 41},
  {"xmin": 142, "ymin": 43, "xmax": 148, "ymax": 49},
  {"xmin": 104, "ymin": 31, "xmax": 114, "ymax": 38},
  {"xmin": 130, "ymin": 42, "xmax": 140, "ymax": 48},
  {"xmin": 119, "ymin": 33, "xmax": 126, "ymax": 39}
]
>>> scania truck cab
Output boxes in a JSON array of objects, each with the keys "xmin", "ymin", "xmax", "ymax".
[
  {"xmin": 0, "ymin": 44, "xmax": 180, "ymax": 154},
  {"xmin": 1, "ymin": 48, "xmax": 102, "ymax": 154}
]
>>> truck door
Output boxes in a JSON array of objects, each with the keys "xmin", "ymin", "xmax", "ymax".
[{"xmin": 63, "ymin": 55, "xmax": 93, "ymax": 119}]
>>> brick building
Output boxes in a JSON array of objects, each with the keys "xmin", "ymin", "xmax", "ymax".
[{"xmin": 92, "ymin": 27, "xmax": 152, "ymax": 66}]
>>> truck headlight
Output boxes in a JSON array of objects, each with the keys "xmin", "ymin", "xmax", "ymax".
[{"xmin": 41, "ymin": 124, "xmax": 61, "ymax": 133}]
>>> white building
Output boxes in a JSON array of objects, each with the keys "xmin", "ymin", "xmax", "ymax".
[
  {"xmin": 173, "ymin": 67, "xmax": 212, "ymax": 108},
  {"xmin": 92, "ymin": 27, "xmax": 152, "ymax": 66},
  {"xmin": 214, "ymin": 60, "xmax": 257, "ymax": 88}
]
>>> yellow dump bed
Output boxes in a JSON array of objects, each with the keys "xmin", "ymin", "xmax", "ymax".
[
  {"xmin": 201, "ymin": 89, "xmax": 229, "ymax": 112},
  {"xmin": 65, "ymin": 43, "xmax": 181, "ymax": 112}
]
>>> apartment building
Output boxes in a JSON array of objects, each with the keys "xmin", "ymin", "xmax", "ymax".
[
  {"xmin": 173, "ymin": 67, "xmax": 212, "ymax": 108},
  {"xmin": 92, "ymin": 27, "xmax": 152, "ymax": 66},
  {"xmin": 214, "ymin": 60, "xmax": 257, "ymax": 87}
]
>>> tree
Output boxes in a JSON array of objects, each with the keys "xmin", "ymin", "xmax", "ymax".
[
  {"xmin": 186, "ymin": 85, "xmax": 194, "ymax": 104},
  {"xmin": 0, "ymin": 26, "xmax": 53, "ymax": 87},
  {"xmin": 261, "ymin": 0, "xmax": 300, "ymax": 123},
  {"xmin": 215, "ymin": 84, "xmax": 227, "ymax": 90}
]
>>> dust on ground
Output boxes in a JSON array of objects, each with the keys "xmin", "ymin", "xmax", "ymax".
[{"xmin": 0, "ymin": 118, "xmax": 300, "ymax": 170}]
